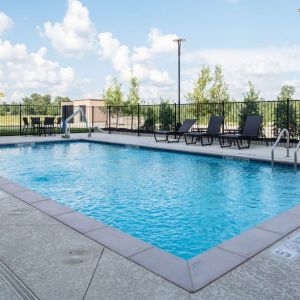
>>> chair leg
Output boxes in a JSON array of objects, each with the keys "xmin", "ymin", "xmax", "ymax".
[
  {"xmin": 167, "ymin": 134, "xmax": 181, "ymax": 143},
  {"xmin": 219, "ymin": 137, "xmax": 232, "ymax": 148},
  {"xmin": 200, "ymin": 136, "xmax": 214, "ymax": 146},
  {"xmin": 264, "ymin": 135, "xmax": 269, "ymax": 146},
  {"xmin": 154, "ymin": 132, "xmax": 167, "ymax": 142},
  {"xmin": 237, "ymin": 138, "xmax": 251, "ymax": 149},
  {"xmin": 185, "ymin": 135, "xmax": 197, "ymax": 145}
]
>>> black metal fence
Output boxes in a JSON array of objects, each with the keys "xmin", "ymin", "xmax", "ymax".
[{"xmin": 0, "ymin": 100, "xmax": 300, "ymax": 142}]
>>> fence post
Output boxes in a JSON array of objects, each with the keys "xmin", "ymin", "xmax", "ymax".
[
  {"xmin": 174, "ymin": 103, "xmax": 177, "ymax": 130},
  {"xmin": 108, "ymin": 106, "xmax": 111, "ymax": 134},
  {"xmin": 92, "ymin": 106, "xmax": 94, "ymax": 127},
  {"xmin": 222, "ymin": 101, "xmax": 225, "ymax": 134},
  {"xmin": 137, "ymin": 104, "xmax": 140, "ymax": 136},
  {"xmin": 19, "ymin": 103, "xmax": 22, "ymax": 136},
  {"xmin": 286, "ymin": 97, "xmax": 290, "ymax": 133}
]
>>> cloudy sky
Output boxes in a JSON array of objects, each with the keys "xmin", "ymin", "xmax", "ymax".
[{"xmin": 0, "ymin": 0, "xmax": 299, "ymax": 103}]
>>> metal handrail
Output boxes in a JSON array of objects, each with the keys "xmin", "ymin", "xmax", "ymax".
[
  {"xmin": 271, "ymin": 128, "xmax": 290, "ymax": 168},
  {"xmin": 294, "ymin": 140, "xmax": 300, "ymax": 171},
  {"xmin": 63, "ymin": 107, "xmax": 92, "ymax": 138}
]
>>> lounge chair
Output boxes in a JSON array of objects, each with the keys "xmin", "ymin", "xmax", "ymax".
[
  {"xmin": 154, "ymin": 119, "xmax": 197, "ymax": 143},
  {"xmin": 184, "ymin": 116, "xmax": 224, "ymax": 146},
  {"xmin": 218, "ymin": 115, "xmax": 263, "ymax": 149}
]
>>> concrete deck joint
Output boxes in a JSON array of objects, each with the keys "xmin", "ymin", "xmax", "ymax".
[{"xmin": 82, "ymin": 247, "xmax": 105, "ymax": 300}]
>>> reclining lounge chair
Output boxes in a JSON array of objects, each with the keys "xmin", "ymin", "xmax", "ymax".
[
  {"xmin": 184, "ymin": 116, "xmax": 224, "ymax": 146},
  {"xmin": 218, "ymin": 115, "xmax": 263, "ymax": 149},
  {"xmin": 154, "ymin": 119, "xmax": 196, "ymax": 143}
]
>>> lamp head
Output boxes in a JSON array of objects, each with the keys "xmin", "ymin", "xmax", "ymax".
[{"xmin": 173, "ymin": 38, "xmax": 186, "ymax": 43}]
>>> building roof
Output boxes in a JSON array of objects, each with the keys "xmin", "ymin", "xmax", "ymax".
[{"xmin": 72, "ymin": 99, "xmax": 104, "ymax": 102}]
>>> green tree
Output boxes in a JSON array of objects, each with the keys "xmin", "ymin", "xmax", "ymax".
[
  {"xmin": 0, "ymin": 103, "xmax": 9, "ymax": 116},
  {"xmin": 273, "ymin": 85, "xmax": 298, "ymax": 137},
  {"xmin": 22, "ymin": 93, "xmax": 51, "ymax": 106},
  {"xmin": 10, "ymin": 101, "xmax": 20, "ymax": 115},
  {"xmin": 125, "ymin": 77, "xmax": 141, "ymax": 130},
  {"xmin": 208, "ymin": 65, "xmax": 230, "ymax": 103},
  {"xmin": 51, "ymin": 96, "xmax": 71, "ymax": 115},
  {"xmin": 186, "ymin": 66, "xmax": 212, "ymax": 121},
  {"xmin": 158, "ymin": 98, "xmax": 174, "ymax": 130},
  {"xmin": 142, "ymin": 106, "xmax": 157, "ymax": 132},
  {"xmin": 239, "ymin": 82, "xmax": 262, "ymax": 128},
  {"xmin": 186, "ymin": 65, "xmax": 230, "ymax": 120},
  {"xmin": 22, "ymin": 93, "xmax": 51, "ymax": 114},
  {"xmin": 126, "ymin": 77, "xmax": 140, "ymax": 106},
  {"xmin": 102, "ymin": 78, "xmax": 124, "ymax": 128},
  {"xmin": 53, "ymin": 96, "xmax": 71, "ymax": 106},
  {"xmin": 186, "ymin": 66, "xmax": 212, "ymax": 104}
]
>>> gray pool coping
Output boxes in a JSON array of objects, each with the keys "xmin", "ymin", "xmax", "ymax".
[{"xmin": 1, "ymin": 139, "xmax": 300, "ymax": 292}]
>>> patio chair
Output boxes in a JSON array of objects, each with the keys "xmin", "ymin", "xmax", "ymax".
[
  {"xmin": 42, "ymin": 117, "xmax": 55, "ymax": 136},
  {"xmin": 22, "ymin": 117, "xmax": 31, "ymax": 136},
  {"xmin": 31, "ymin": 117, "xmax": 42, "ymax": 136},
  {"xmin": 184, "ymin": 116, "xmax": 224, "ymax": 146},
  {"xmin": 154, "ymin": 119, "xmax": 197, "ymax": 143},
  {"xmin": 218, "ymin": 115, "xmax": 263, "ymax": 149}
]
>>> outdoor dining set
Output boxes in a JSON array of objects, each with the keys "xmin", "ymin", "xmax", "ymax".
[{"xmin": 22, "ymin": 117, "xmax": 62, "ymax": 136}]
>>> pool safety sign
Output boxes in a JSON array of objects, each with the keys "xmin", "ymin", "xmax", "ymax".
[{"xmin": 273, "ymin": 234, "xmax": 300, "ymax": 259}]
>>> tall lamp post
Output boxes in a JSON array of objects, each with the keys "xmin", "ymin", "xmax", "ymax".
[{"xmin": 173, "ymin": 38, "xmax": 185, "ymax": 127}]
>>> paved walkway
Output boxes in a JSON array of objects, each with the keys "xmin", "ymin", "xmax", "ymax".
[{"xmin": 0, "ymin": 133, "xmax": 300, "ymax": 299}]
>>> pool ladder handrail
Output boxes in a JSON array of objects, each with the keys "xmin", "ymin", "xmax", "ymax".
[
  {"xmin": 271, "ymin": 128, "xmax": 290, "ymax": 168},
  {"xmin": 294, "ymin": 140, "xmax": 300, "ymax": 171},
  {"xmin": 63, "ymin": 107, "xmax": 92, "ymax": 138}
]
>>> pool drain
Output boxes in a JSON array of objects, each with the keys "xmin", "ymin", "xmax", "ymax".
[{"xmin": 0, "ymin": 259, "xmax": 39, "ymax": 300}]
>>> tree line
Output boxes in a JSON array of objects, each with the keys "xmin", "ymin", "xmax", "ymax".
[
  {"xmin": 102, "ymin": 65, "xmax": 299, "ymax": 135},
  {"xmin": 0, "ymin": 94, "xmax": 71, "ymax": 116}
]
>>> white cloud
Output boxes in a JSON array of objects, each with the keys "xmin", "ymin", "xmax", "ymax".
[
  {"xmin": 183, "ymin": 46, "xmax": 300, "ymax": 99},
  {"xmin": 0, "ymin": 12, "xmax": 13, "ymax": 36},
  {"xmin": 41, "ymin": 1, "xmax": 175, "ymax": 99},
  {"xmin": 131, "ymin": 28, "xmax": 178, "ymax": 62},
  {"xmin": 98, "ymin": 29, "xmax": 176, "ymax": 96},
  {"xmin": 0, "ymin": 39, "xmax": 76, "ymax": 102},
  {"xmin": 98, "ymin": 32, "xmax": 131, "ymax": 80},
  {"xmin": 42, "ymin": 0, "xmax": 96, "ymax": 55},
  {"xmin": 184, "ymin": 47, "xmax": 300, "ymax": 76}
]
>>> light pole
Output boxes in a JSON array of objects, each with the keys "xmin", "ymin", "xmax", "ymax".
[{"xmin": 173, "ymin": 38, "xmax": 185, "ymax": 127}]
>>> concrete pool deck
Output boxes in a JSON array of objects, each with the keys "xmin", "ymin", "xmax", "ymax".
[
  {"xmin": 1, "ymin": 133, "xmax": 300, "ymax": 299},
  {"xmin": 0, "ymin": 132, "xmax": 296, "ymax": 166}
]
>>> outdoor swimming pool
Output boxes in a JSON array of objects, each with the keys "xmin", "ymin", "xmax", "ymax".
[{"xmin": 0, "ymin": 141, "xmax": 299, "ymax": 259}]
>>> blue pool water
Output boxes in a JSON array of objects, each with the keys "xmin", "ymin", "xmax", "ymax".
[{"xmin": 0, "ymin": 141, "xmax": 299, "ymax": 259}]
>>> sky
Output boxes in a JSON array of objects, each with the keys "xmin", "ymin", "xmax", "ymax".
[{"xmin": 0, "ymin": 0, "xmax": 300, "ymax": 103}]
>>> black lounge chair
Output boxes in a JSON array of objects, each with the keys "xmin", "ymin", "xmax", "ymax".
[
  {"xmin": 184, "ymin": 116, "xmax": 224, "ymax": 146},
  {"xmin": 154, "ymin": 119, "xmax": 196, "ymax": 143},
  {"xmin": 218, "ymin": 115, "xmax": 263, "ymax": 149}
]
